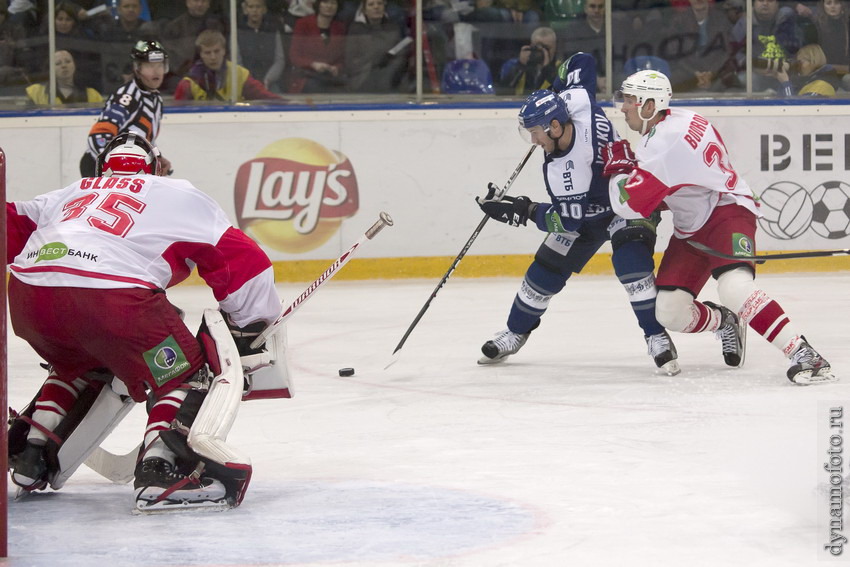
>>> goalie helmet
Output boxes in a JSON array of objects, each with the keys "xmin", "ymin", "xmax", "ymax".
[
  {"xmin": 517, "ymin": 90, "xmax": 570, "ymax": 144},
  {"xmin": 96, "ymin": 132, "xmax": 161, "ymax": 176}
]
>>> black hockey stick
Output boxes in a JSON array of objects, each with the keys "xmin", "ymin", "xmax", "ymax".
[
  {"xmin": 687, "ymin": 240, "xmax": 850, "ymax": 263},
  {"xmin": 386, "ymin": 145, "xmax": 536, "ymax": 367}
]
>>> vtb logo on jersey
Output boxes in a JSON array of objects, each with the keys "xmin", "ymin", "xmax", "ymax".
[{"xmin": 234, "ymin": 138, "xmax": 360, "ymax": 253}]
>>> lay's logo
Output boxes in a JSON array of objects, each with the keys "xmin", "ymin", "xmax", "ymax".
[{"xmin": 234, "ymin": 138, "xmax": 359, "ymax": 253}]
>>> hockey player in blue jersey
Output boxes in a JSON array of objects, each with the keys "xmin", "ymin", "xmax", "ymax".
[{"xmin": 476, "ymin": 52, "xmax": 679, "ymax": 375}]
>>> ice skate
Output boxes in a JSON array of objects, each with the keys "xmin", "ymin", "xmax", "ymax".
[
  {"xmin": 787, "ymin": 337, "xmax": 836, "ymax": 385},
  {"xmin": 704, "ymin": 301, "xmax": 746, "ymax": 368},
  {"xmin": 133, "ymin": 457, "xmax": 230, "ymax": 514},
  {"xmin": 10, "ymin": 442, "xmax": 48, "ymax": 492},
  {"xmin": 478, "ymin": 328, "xmax": 531, "ymax": 364},
  {"xmin": 646, "ymin": 331, "xmax": 680, "ymax": 376}
]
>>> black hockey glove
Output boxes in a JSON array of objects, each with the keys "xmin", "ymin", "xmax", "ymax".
[
  {"xmin": 476, "ymin": 183, "xmax": 536, "ymax": 227},
  {"xmin": 223, "ymin": 312, "xmax": 267, "ymax": 356}
]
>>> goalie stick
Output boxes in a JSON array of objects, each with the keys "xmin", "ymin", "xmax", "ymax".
[
  {"xmin": 387, "ymin": 145, "xmax": 537, "ymax": 366},
  {"xmin": 84, "ymin": 443, "xmax": 140, "ymax": 484},
  {"xmin": 687, "ymin": 240, "xmax": 850, "ymax": 263},
  {"xmin": 250, "ymin": 212, "xmax": 394, "ymax": 349}
]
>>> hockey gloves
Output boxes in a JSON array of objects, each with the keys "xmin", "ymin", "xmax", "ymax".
[
  {"xmin": 222, "ymin": 311, "xmax": 266, "ymax": 356},
  {"xmin": 602, "ymin": 140, "xmax": 637, "ymax": 177},
  {"xmin": 477, "ymin": 182, "xmax": 535, "ymax": 227}
]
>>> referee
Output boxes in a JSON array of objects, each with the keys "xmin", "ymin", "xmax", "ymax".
[{"xmin": 80, "ymin": 40, "xmax": 173, "ymax": 177}]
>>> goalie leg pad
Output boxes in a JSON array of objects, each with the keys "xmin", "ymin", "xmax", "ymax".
[
  {"xmin": 162, "ymin": 309, "xmax": 253, "ymax": 506},
  {"xmin": 51, "ymin": 378, "xmax": 135, "ymax": 489}
]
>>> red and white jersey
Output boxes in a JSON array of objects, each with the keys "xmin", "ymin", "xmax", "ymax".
[
  {"xmin": 7, "ymin": 174, "xmax": 281, "ymax": 328},
  {"xmin": 608, "ymin": 108, "xmax": 760, "ymax": 238}
]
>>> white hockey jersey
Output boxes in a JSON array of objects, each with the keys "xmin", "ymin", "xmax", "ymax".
[
  {"xmin": 7, "ymin": 174, "xmax": 281, "ymax": 328},
  {"xmin": 608, "ymin": 108, "xmax": 760, "ymax": 238}
]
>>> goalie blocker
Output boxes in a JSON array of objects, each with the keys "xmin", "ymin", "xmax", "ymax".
[{"xmin": 7, "ymin": 309, "xmax": 292, "ymax": 510}]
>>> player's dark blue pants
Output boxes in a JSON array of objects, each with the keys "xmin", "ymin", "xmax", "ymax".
[{"xmin": 506, "ymin": 212, "xmax": 665, "ymax": 338}]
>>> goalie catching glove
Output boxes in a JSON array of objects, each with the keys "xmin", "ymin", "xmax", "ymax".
[
  {"xmin": 602, "ymin": 140, "xmax": 637, "ymax": 177},
  {"xmin": 476, "ymin": 182, "xmax": 537, "ymax": 227}
]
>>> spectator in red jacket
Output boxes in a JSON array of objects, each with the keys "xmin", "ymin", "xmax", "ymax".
[{"xmin": 288, "ymin": 0, "xmax": 347, "ymax": 93}]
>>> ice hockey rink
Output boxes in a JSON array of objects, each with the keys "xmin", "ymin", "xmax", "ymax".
[{"xmin": 6, "ymin": 271, "xmax": 850, "ymax": 567}]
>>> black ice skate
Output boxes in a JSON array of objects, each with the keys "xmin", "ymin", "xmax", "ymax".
[
  {"xmin": 645, "ymin": 331, "xmax": 680, "ymax": 376},
  {"xmin": 478, "ymin": 328, "xmax": 531, "ymax": 364},
  {"xmin": 704, "ymin": 301, "xmax": 746, "ymax": 368},
  {"xmin": 10, "ymin": 442, "xmax": 48, "ymax": 492},
  {"xmin": 787, "ymin": 336, "xmax": 836, "ymax": 385},
  {"xmin": 133, "ymin": 457, "xmax": 230, "ymax": 514}
]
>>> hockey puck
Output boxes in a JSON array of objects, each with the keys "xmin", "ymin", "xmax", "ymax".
[{"xmin": 338, "ymin": 368, "xmax": 355, "ymax": 377}]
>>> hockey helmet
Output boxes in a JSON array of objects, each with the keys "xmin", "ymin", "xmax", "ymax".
[
  {"xmin": 614, "ymin": 69, "xmax": 672, "ymax": 134},
  {"xmin": 517, "ymin": 89, "xmax": 570, "ymax": 144},
  {"xmin": 96, "ymin": 132, "xmax": 161, "ymax": 176},
  {"xmin": 614, "ymin": 69, "xmax": 672, "ymax": 113},
  {"xmin": 131, "ymin": 40, "xmax": 169, "ymax": 72}
]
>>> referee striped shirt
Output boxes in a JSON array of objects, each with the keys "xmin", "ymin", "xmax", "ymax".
[{"xmin": 86, "ymin": 77, "xmax": 163, "ymax": 160}]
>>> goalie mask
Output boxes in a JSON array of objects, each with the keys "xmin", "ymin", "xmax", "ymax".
[
  {"xmin": 614, "ymin": 70, "xmax": 672, "ymax": 134},
  {"xmin": 96, "ymin": 133, "xmax": 161, "ymax": 176},
  {"xmin": 517, "ymin": 89, "xmax": 570, "ymax": 145}
]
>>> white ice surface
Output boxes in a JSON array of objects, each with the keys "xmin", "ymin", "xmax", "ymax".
[{"xmin": 6, "ymin": 272, "xmax": 850, "ymax": 567}]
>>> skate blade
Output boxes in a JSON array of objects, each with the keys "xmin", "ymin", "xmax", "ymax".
[
  {"xmin": 477, "ymin": 354, "xmax": 509, "ymax": 365},
  {"xmin": 660, "ymin": 359, "xmax": 681, "ymax": 376},
  {"xmin": 737, "ymin": 321, "xmax": 747, "ymax": 368},
  {"xmin": 791, "ymin": 367, "xmax": 837, "ymax": 386},
  {"xmin": 133, "ymin": 497, "xmax": 233, "ymax": 515}
]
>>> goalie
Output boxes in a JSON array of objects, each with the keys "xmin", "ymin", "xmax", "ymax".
[{"xmin": 5, "ymin": 133, "xmax": 286, "ymax": 512}]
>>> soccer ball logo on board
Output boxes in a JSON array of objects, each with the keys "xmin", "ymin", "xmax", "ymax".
[
  {"xmin": 758, "ymin": 180, "xmax": 850, "ymax": 240},
  {"xmin": 234, "ymin": 138, "xmax": 360, "ymax": 253}
]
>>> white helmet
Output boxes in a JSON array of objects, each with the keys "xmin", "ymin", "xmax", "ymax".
[
  {"xmin": 616, "ymin": 69, "xmax": 672, "ymax": 111},
  {"xmin": 614, "ymin": 70, "xmax": 672, "ymax": 134}
]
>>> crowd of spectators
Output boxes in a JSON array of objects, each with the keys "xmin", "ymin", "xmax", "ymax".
[{"xmin": 3, "ymin": 0, "xmax": 850, "ymax": 103}]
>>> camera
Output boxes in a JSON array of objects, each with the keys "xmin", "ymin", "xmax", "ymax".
[
  {"xmin": 753, "ymin": 57, "xmax": 797, "ymax": 74},
  {"xmin": 527, "ymin": 45, "xmax": 545, "ymax": 67}
]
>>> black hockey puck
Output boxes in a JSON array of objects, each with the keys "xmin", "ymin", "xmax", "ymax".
[{"xmin": 339, "ymin": 367, "xmax": 355, "ymax": 377}]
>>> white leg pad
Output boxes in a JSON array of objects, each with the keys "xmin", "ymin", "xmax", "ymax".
[
  {"xmin": 716, "ymin": 267, "xmax": 757, "ymax": 315},
  {"xmin": 655, "ymin": 289, "xmax": 698, "ymax": 332},
  {"xmin": 188, "ymin": 309, "xmax": 251, "ymax": 468},
  {"xmin": 52, "ymin": 378, "xmax": 136, "ymax": 489}
]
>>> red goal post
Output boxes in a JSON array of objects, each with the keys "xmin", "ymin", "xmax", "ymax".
[{"xmin": 1, "ymin": 147, "xmax": 8, "ymax": 557}]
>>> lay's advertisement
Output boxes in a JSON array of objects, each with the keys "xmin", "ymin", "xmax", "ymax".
[{"xmin": 233, "ymin": 138, "xmax": 360, "ymax": 253}]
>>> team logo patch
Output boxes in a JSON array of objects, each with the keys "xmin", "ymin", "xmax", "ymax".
[
  {"xmin": 143, "ymin": 336, "xmax": 190, "ymax": 387},
  {"xmin": 732, "ymin": 233, "xmax": 754, "ymax": 257},
  {"xmin": 34, "ymin": 242, "xmax": 68, "ymax": 263}
]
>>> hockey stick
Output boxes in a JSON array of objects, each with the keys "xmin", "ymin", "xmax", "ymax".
[
  {"xmin": 250, "ymin": 212, "xmax": 394, "ymax": 349},
  {"xmin": 387, "ymin": 145, "xmax": 537, "ymax": 366},
  {"xmin": 687, "ymin": 240, "xmax": 850, "ymax": 264},
  {"xmin": 83, "ymin": 443, "xmax": 141, "ymax": 484},
  {"xmin": 83, "ymin": 214, "xmax": 394, "ymax": 484}
]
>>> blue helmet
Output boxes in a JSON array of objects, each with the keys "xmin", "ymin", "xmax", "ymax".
[{"xmin": 518, "ymin": 90, "xmax": 569, "ymax": 131}]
